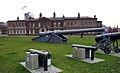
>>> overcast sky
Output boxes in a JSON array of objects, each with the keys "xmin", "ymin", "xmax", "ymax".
[{"xmin": 0, "ymin": 0, "xmax": 120, "ymax": 27}]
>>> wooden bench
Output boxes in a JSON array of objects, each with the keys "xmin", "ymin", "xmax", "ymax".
[{"xmin": 72, "ymin": 44, "xmax": 97, "ymax": 60}]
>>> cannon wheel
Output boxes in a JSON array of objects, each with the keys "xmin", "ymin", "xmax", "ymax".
[
  {"xmin": 114, "ymin": 47, "xmax": 120, "ymax": 53},
  {"xmin": 113, "ymin": 40, "xmax": 120, "ymax": 53},
  {"xmin": 104, "ymin": 43, "xmax": 111, "ymax": 54},
  {"xmin": 104, "ymin": 48, "xmax": 111, "ymax": 54}
]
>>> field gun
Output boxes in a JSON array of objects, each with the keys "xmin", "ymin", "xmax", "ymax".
[
  {"xmin": 32, "ymin": 27, "xmax": 105, "ymax": 43},
  {"xmin": 95, "ymin": 32, "xmax": 120, "ymax": 54}
]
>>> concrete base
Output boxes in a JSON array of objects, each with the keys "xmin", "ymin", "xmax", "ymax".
[
  {"xmin": 96, "ymin": 49, "xmax": 120, "ymax": 58},
  {"xmin": 66, "ymin": 54, "xmax": 105, "ymax": 64},
  {"xmin": 20, "ymin": 62, "xmax": 63, "ymax": 73}
]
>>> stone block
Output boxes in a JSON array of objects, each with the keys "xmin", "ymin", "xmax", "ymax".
[
  {"xmin": 77, "ymin": 48, "xmax": 85, "ymax": 59},
  {"xmin": 72, "ymin": 47, "xmax": 78, "ymax": 58},
  {"xmin": 25, "ymin": 52, "xmax": 38, "ymax": 70},
  {"xmin": 29, "ymin": 54, "xmax": 38, "ymax": 70},
  {"xmin": 25, "ymin": 52, "xmax": 30, "ymax": 68}
]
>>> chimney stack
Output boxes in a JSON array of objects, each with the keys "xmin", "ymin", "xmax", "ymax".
[
  {"xmin": 53, "ymin": 12, "xmax": 56, "ymax": 18},
  {"xmin": 78, "ymin": 12, "xmax": 80, "ymax": 19},
  {"xmin": 63, "ymin": 14, "xmax": 65, "ymax": 18},
  {"xmin": 94, "ymin": 15, "xmax": 96, "ymax": 18},
  {"xmin": 17, "ymin": 17, "xmax": 19, "ymax": 20},
  {"xmin": 39, "ymin": 12, "xmax": 42, "ymax": 18}
]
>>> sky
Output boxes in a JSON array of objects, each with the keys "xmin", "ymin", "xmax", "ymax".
[{"xmin": 0, "ymin": 0, "xmax": 120, "ymax": 27}]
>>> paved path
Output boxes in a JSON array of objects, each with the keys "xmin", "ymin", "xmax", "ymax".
[
  {"xmin": 20, "ymin": 62, "xmax": 63, "ymax": 73},
  {"xmin": 96, "ymin": 49, "xmax": 120, "ymax": 58}
]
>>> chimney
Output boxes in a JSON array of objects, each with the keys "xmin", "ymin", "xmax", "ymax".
[
  {"xmin": 39, "ymin": 12, "xmax": 42, "ymax": 18},
  {"xmin": 17, "ymin": 17, "xmax": 19, "ymax": 20},
  {"xmin": 117, "ymin": 25, "xmax": 118, "ymax": 31},
  {"xmin": 53, "ymin": 12, "xmax": 56, "ymax": 18},
  {"xmin": 94, "ymin": 15, "xmax": 96, "ymax": 18},
  {"xmin": 78, "ymin": 12, "xmax": 80, "ymax": 19},
  {"xmin": 63, "ymin": 14, "xmax": 65, "ymax": 18}
]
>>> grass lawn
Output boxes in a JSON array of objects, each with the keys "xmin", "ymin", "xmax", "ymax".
[{"xmin": 0, "ymin": 36, "xmax": 120, "ymax": 73}]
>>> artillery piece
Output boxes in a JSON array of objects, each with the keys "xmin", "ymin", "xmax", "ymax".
[
  {"xmin": 32, "ymin": 27, "xmax": 105, "ymax": 43},
  {"xmin": 95, "ymin": 32, "xmax": 120, "ymax": 54}
]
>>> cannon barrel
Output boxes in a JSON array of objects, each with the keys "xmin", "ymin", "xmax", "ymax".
[
  {"xmin": 39, "ymin": 27, "xmax": 105, "ymax": 36},
  {"xmin": 32, "ymin": 27, "xmax": 105, "ymax": 43},
  {"xmin": 95, "ymin": 32, "xmax": 120, "ymax": 43},
  {"xmin": 29, "ymin": 49, "xmax": 51, "ymax": 59}
]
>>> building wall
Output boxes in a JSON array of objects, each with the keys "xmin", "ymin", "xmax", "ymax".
[
  {"xmin": 63, "ymin": 19, "xmax": 98, "ymax": 30},
  {"xmin": 7, "ymin": 21, "xmax": 26, "ymax": 36}
]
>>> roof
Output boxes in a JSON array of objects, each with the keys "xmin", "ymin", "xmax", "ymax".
[
  {"xmin": 7, "ymin": 16, "xmax": 97, "ymax": 22},
  {"xmin": 64, "ymin": 16, "xmax": 96, "ymax": 20},
  {"xmin": 49, "ymin": 17, "xmax": 64, "ymax": 20},
  {"xmin": 7, "ymin": 20, "xmax": 26, "ymax": 22},
  {"xmin": 35, "ymin": 17, "xmax": 52, "ymax": 21},
  {"xmin": 0, "ymin": 23, "xmax": 7, "ymax": 27},
  {"xmin": 0, "ymin": 22, "xmax": 5, "ymax": 24},
  {"xmin": 49, "ymin": 16, "xmax": 96, "ymax": 20}
]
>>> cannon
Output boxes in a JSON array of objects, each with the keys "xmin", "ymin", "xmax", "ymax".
[
  {"xmin": 32, "ymin": 27, "xmax": 105, "ymax": 43},
  {"xmin": 95, "ymin": 32, "xmax": 120, "ymax": 54}
]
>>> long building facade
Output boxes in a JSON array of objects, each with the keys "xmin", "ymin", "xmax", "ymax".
[{"xmin": 7, "ymin": 12, "xmax": 103, "ymax": 36}]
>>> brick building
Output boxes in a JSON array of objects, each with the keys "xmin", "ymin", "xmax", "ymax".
[
  {"xmin": 7, "ymin": 12, "xmax": 103, "ymax": 36},
  {"xmin": 107, "ymin": 26, "xmax": 118, "ymax": 33},
  {"xmin": 0, "ymin": 22, "xmax": 7, "ymax": 35}
]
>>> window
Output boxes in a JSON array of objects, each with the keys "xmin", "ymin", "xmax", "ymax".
[
  {"xmin": 58, "ymin": 22, "xmax": 61, "ymax": 27},
  {"xmin": 54, "ymin": 22, "xmax": 56, "ymax": 27},
  {"xmin": 47, "ymin": 23, "xmax": 50, "ymax": 27},
  {"xmin": 75, "ymin": 22, "xmax": 77, "ymax": 26},
  {"xmin": 19, "ymin": 30, "xmax": 20, "ymax": 34},
  {"xmin": 33, "ymin": 30, "xmax": 35, "ymax": 34},
  {"xmin": 39, "ymin": 23, "xmax": 41, "ymax": 27},
  {"xmin": 16, "ymin": 23, "xmax": 18, "ymax": 27},
  {"xmin": 20, "ymin": 30, "xmax": 22, "ymax": 34},
  {"xmin": 9, "ymin": 30, "xmax": 11, "ymax": 34},
  {"xmin": 71, "ymin": 22, "xmax": 73, "ymax": 26},
  {"xmin": 54, "ymin": 22, "xmax": 56, "ymax": 25},
  {"xmin": 89, "ymin": 22, "xmax": 91, "ymax": 25},
  {"xmin": 29, "ymin": 30, "xmax": 31, "ymax": 34},
  {"xmin": 67, "ymin": 22, "xmax": 69, "ymax": 26},
  {"xmin": 22, "ymin": 30, "xmax": 23, "ymax": 34},
  {"xmin": 12, "ymin": 23, "xmax": 14, "ymax": 27},
  {"xmin": 58, "ymin": 22, "xmax": 60, "ymax": 25},
  {"xmin": 84, "ymin": 22, "xmax": 86, "ymax": 26},
  {"xmin": 15, "ymin": 30, "xmax": 17, "ymax": 34},
  {"xmin": 9, "ymin": 23, "xmax": 11, "ymax": 27},
  {"xmin": 63, "ymin": 22, "xmax": 66, "ymax": 26},
  {"xmin": 24, "ymin": 30, "xmax": 26, "ymax": 34},
  {"xmin": 19, "ymin": 23, "xmax": 21, "ymax": 27},
  {"xmin": 16, "ymin": 30, "xmax": 19, "ymax": 34},
  {"xmin": 12, "ymin": 30, "xmax": 14, "ymax": 34},
  {"xmin": 29, "ymin": 23, "xmax": 31, "ymax": 27},
  {"xmin": 42, "ymin": 22, "xmax": 45, "ymax": 27},
  {"xmin": 21, "ymin": 23, "xmax": 24, "ymax": 27},
  {"xmin": 92, "ymin": 22, "xmax": 95, "ymax": 26},
  {"xmin": 33, "ymin": 23, "xmax": 35, "ymax": 27},
  {"xmin": 81, "ymin": 22, "xmax": 83, "ymax": 25}
]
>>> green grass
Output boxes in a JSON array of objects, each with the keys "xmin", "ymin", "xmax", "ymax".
[{"xmin": 0, "ymin": 36, "xmax": 120, "ymax": 73}]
